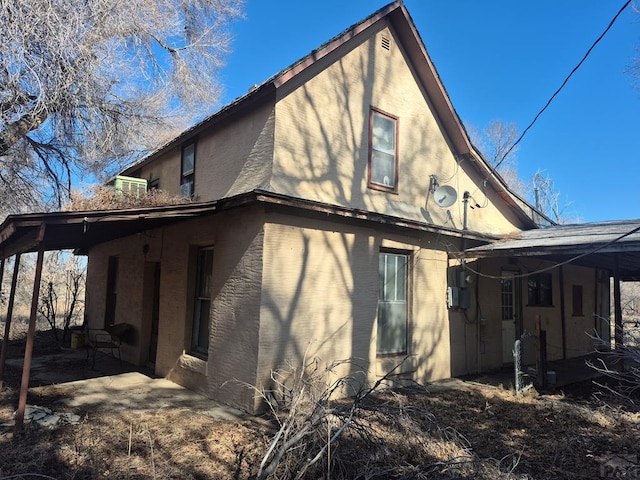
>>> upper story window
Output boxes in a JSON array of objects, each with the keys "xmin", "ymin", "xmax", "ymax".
[
  {"xmin": 181, "ymin": 142, "xmax": 196, "ymax": 196},
  {"xmin": 368, "ymin": 108, "xmax": 398, "ymax": 192}
]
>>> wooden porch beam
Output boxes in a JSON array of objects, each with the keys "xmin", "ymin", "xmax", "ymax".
[
  {"xmin": 15, "ymin": 244, "xmax": 45, "ymax": 432},
  {"xmin": 0, "ymin": 254, "xmax": 20, "ymax": 387}
]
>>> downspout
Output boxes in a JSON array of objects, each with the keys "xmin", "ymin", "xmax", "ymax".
[{"xmin": 559, "ymin": 266, "xmax": 567, "ymax": 360}]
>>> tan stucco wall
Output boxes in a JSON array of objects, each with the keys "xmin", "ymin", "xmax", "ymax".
[
  {"xmin": 86, "ymin": 207, "xmax": 266, "ymax": 411},
  {"xmin": 256, "ymin": 211, "xmax": 451, "ymax": 400},
  {"xmin": 135, "ymin": 101, "xmax": 275, "ymax": 200},
  {"xmin": 85, "ymin": 236, "xmax": 149, "ymax": 364},
  {"xmin": 272, "ymin": 22, "xmax": 526, "ymax": 236},
  {"xmin": 448, "ymin": 257, "xmax": 602, "ymax": 377}
]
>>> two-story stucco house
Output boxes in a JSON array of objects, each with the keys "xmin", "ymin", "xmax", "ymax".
[{"xmin": 1, "ymin": 1, "xmax": 624, "ymax": 414}]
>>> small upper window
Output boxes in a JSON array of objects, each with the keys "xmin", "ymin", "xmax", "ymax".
[
  {"xmin": 527, "ymin": 273, "xmax": 553, "ymax": 307},
  {"xmin": 181, "ymin": 142, "xmax": 196, "ymax": 196},
  {"xmin": 369, "ymin": 108, "xmax": 398, "ymax": 192}
]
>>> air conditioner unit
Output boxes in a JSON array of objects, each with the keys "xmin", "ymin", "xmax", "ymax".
[{"xmin": 112, "ymin": 175, "xmax": 148, "ymax": 197}]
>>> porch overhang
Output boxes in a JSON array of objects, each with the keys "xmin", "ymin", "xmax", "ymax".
[
  {"xmin": 452, "ymin": 219, "xmax": 640, "ymax": 281},
  {"xmin": 0, "ymin": 189, "xmax": 495, "ymax": 260}
]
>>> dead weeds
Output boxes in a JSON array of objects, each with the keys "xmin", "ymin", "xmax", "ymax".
[
  {"xmin": 0, "ymin": 332, "xmax": 639, "ymax": 479},
  {"xmin": 1, "ymin": 379, "xmax": 638, "ymax": 479}
]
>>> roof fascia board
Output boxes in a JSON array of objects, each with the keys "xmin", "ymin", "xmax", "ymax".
[
  {"xmin": 273, "ymin": 2, "xmax": 401, "ymax": 89},
  {"xmin": 453, "ymin": 241, "xmax": 640, "ymax": 260},
  {"xmin": 0, "ymin": 189, "xmax": 496, "ymax": 259}
]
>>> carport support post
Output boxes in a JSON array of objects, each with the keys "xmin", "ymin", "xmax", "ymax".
[
  {"xmin": 613, "ymin": 256, "xmax": 623, "ymax": 348},
  {"xmin": 15, "ymin": 245, "xmax": 45, "ymax": 432},
  {"xmin": 0, "ymin": 254, "xmax": 20, "ymax": 387}
]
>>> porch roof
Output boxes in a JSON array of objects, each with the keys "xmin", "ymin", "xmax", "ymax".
[
  {"xmin": 456, "ymin": 219, "xmax": 640, "ymax": 280},
  {"xmin": 0, "ymin": 190, "xmax": 496, "ymax": 259}
]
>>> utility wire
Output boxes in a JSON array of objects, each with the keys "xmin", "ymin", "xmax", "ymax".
[{"xmin": 495, "ymin": 0, "xmax": 633, "ymax": 170}]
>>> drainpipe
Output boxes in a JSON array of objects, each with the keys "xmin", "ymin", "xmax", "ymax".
[{"xmin": 462, "ymin": 191, "xmax": 470, "ymax": 233}]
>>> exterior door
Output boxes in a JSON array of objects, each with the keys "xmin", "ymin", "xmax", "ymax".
[{"xmin": 501, "ymin": 272, "xmax": 520, "ymax": 363}]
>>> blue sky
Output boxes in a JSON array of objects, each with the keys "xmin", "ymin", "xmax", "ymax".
[{"xmin": 219, "ymin": 1, "xmax": 640, "ymax": 223}]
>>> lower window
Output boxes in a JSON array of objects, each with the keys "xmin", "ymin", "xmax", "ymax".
[
  {"xmin": 527, "ymin": 272, "xmax": 552, "ymax": 306},
  {"xmin": 191, "ymin": 247, "xmax": 213, "ymax": 357},
  {"xmin": 377, "ymin": 251, "xmax": 408, "ymax": 355}
]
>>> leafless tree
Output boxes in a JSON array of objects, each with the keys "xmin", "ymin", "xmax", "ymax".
[
  {"xmin": 469, "ymin": 120, "xmax": 527, "ymax": 197},
  {"xmin": 531, "ymin": 170, "xmax": 575, "ymax": 224},
  {"xmin": 0, "ymin": 0, "xmax": 244, "ymax": 211},
  {"xmin": 621, "ymin": 281, "xmax": 640, "ymax": 320},
  {"xmin": 470, "ymin": 120, "xmax": 576, "ymax": 224},
  {"xmin": 38, "ymin": 251, "xmax": 86, "ymax": 343}
]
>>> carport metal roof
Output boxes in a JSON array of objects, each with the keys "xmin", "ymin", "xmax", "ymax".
[
  {"xmin": 454, "ymin": 219, "xmax": 640, "ymax": 281},
  {"xmin": 0, "ymin": 201, "xmax": 223, "ymax": 259}
]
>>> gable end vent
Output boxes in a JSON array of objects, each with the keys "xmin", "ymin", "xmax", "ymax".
[{"xmin": 381, "ymin": 36, "xmax": 391, "ymax": 51}]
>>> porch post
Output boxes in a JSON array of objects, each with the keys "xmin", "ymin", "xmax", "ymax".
[
  {"xmin": 15, "ymin": 244, "xmax": 45, "ymax": 432},
  {"xmin": 613, "ymin": 254, "xmax": 623, "ymax": 351},
  {"xmin": 558, "ymin": 266, "xmax": 567, "ymax": 360},
  {"xmin": 0, "ymin": 254, "xmax": 20, "ymax": 387}
]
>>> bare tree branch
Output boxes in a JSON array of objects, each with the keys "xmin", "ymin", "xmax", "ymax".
[{"xmin": 0, "ymin": 0, "xmax": 245, "ymax": 212}]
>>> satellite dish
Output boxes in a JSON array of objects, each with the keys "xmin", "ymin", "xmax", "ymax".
[{"xmin": 433, "ymin": 185, "xmax": 458, "ymax": 208}]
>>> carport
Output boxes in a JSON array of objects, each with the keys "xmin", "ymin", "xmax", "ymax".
[
  {"xmin": 0, "ymin": 201, "xmax": 227, "ymax": 431},
  {"xmin": 454, "ymin": 219, "xmax": 640, "ymax": 354}
]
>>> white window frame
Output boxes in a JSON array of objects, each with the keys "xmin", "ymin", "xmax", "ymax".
[
  {"xmin": 181, "ymin": 142, "xmax": 196, "ymax": 196},
  {"xmin": 377, "ymin": 251, "xmax": 409, "ymax": 355},
  {"xmin": 368, "ymin": 107, "xmax": 399, "ymax": 192},
  {"xmin": 191, "ymin": 246, "xmax": 213, "ymax": 357}
]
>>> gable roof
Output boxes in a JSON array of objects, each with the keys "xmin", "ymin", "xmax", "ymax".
[{"xmin": 122, "ymin": 1, "xmax": 544, "ymax": 228}]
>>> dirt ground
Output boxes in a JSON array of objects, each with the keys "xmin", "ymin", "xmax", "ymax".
[{"xmin": 1, "ymin": 330, "xmax": 639, "ymax": 479}]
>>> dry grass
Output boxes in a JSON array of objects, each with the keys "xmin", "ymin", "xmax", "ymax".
[
  {"xmin": 1, "ymin": 380, "xmax": 638, "ymax": 479},
  {"xmin": 0, "ymin": 334, "xmax": 639, "ymax": 479}
]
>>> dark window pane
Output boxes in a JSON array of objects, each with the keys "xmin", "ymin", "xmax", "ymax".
[{"xmin": 182, "ymin": 143, "xmax": 195, "ymax": 175}]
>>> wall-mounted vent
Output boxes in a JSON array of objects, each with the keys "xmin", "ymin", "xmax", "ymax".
[
  {"xmin": 381, "ymin": 36, "xmax": 391, "ymax": 51},
  {"xmin": 111, "ymin": 175, "xmax": 148, "ymax": 197}
]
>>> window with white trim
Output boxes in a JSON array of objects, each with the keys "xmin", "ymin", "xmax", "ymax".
[
  {"xmin": 377, "ymin": 251, "xmax": 408, "ymax": 355},
  {"xmin": 369, "ymin": 108, "xmax": 398, "ymax": 191},
  {"xmin": 181, "ymin": 142, "xmax": 195, "ymax": 196},
  {"xmin": 191, "ymin": 247, "xmax": 213, "ymax": 357}
]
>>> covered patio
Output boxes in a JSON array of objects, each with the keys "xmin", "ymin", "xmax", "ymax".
[
  {"xmin": 455, "ymin": 218, "xmax": 640, "ymax": 387},
  {"xmin": 0, "ymin": 201, "xmax": 226, "ymax": 431}
]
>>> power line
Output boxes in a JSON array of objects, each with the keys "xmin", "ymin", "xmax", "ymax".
[{"xmin": 495, "ymin": 0, "xmax": 633, "ymax": 170}]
